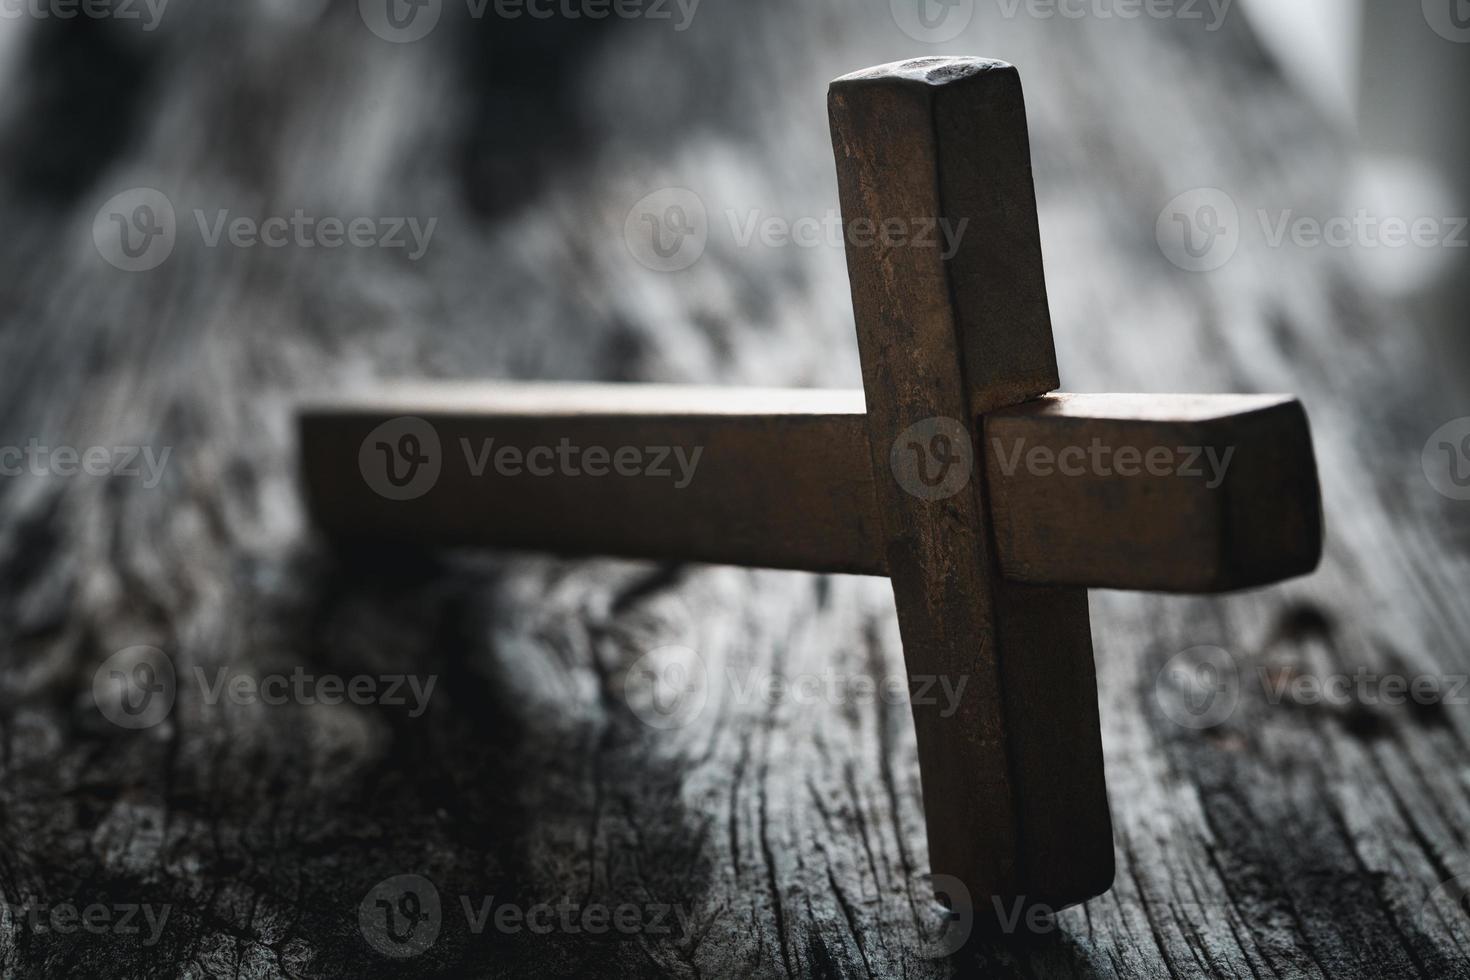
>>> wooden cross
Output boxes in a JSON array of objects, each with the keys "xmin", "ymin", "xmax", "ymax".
[{"xmin": 298, "ymin": 57, "xmax": 1322, "ymax": 916}]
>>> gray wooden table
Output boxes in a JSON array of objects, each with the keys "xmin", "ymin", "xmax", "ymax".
[{"xmin": 0, "ymin": 2, "xmax": 1466, "ymax": 976}]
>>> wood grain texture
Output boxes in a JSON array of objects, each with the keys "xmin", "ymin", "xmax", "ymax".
[
  {"xmin": 302, "ymin": 385, "xmax": 1321, "ymax": 593},
  {"xmin": 299, "ymin": 385, "xmax": 886, "ymax": 575},
  {"xmin": 985, "ymin": 393, "xmax": 1323, "ymax": 592},
  {"xmin": 829, "ymin": 57, "xmax": 1113, "ymax": 912},
  {"xmin": 0, "ymin": 2, "xmax": 1465, "ymax": 977}
]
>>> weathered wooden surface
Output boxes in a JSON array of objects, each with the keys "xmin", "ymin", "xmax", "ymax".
[{"xmin": 0, "ymin": 3, "xmax": 1467, "ymax": 978}]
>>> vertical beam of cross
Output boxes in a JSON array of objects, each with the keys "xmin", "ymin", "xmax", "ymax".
[{"xmin": 828, "ymin": 58, "xmax": 1113, "ymax": 909}]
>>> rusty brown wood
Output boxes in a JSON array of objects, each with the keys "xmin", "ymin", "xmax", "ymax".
[
  {"xmin": 828, "ymin": 56, "xmax": 1110, "ymax": 914},
  {"xmin": 299, "ymin": 384, "xmax": 887, "ymax": 576},
  {"xmin": 301, "ymin": 386, "xmax": 1320, "ymax": 594},
  {"xmin": 985, "ymin": 393, "xmax": 1323, "ymax": 593}
]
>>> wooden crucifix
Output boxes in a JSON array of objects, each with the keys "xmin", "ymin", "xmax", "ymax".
[{"xmin": 298, "ymin": 57, "xmax": 1322, "ymax": 915}]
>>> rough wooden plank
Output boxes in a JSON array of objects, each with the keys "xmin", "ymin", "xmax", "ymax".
[
  {"xmin": 829, "ymin": 56, "xmax": 1112, "ymax": 913},
  {"xmin": 299, "ymin": 384, "xmax": 886, "ymax": 575},
  {"xmin": 301, "ymin": 386, "xmax": 1321, "ymax": 596},
  {"xmin": 985, "ymin": 393, "xmax": 1323, "ymax": 592}
]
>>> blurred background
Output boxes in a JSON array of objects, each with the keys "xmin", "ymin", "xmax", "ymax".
[
  {"xmin": 0, "ymin": 0, "xmax": 1460, "ymax": 442},
  {"xmin": 0, "ymin": 0, "xmax": 1466, "ymax": 976},
  {"xmin": 0, "ymin": 0, "xmax": 1460, "ymax": 410}
]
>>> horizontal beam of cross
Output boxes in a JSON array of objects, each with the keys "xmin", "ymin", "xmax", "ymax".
[{"xmin": 300, "ymin": 382, "xmax": 1321, "ymax": 593}]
